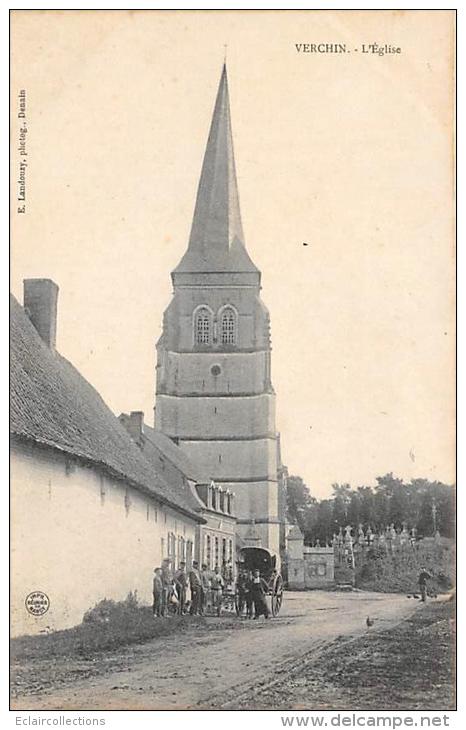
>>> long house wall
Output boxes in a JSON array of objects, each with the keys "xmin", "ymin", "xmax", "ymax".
[{"xmin": 10, "ymin": 442, "xmax": 197, "ymax": 636}]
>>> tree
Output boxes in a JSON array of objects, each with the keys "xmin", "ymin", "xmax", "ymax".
[
  {"xmin": 436, "ymin": 484, "xmax": 455, "ymax": 538},
  {"xmin": 332, "ymin": 483, "xmax": 352, "ymax": 530},
  {"xmin": 357, "ymin": 486, "xmax": 376, "ymax": 527},
  {"xmin": 285, "ymin": 475, "xmax": 315, "ymax": 532},
  {"xmin": 286, "ymin": 472, "xmax": 454, "ymax": 541},
  {"xmin": 312, "ymin": 500, "xmax": 334, "ymax": 544},
  {"xmin": 348, "ymin": 492, "xmax": 361, "ymax": 527}
]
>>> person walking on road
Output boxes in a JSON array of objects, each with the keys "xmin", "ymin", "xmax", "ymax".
[{"xmin": 418, "ymin": 566, "xmax": 433, "ymax": 602}]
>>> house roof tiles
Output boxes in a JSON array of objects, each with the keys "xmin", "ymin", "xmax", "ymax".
[{"xmin": 10, "ymin": 294, "xmax": 203, "ymax": 522}]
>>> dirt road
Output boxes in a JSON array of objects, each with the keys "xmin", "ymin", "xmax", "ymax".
[{"xmin": 12, "ymin": 590, "xmax": 424, "ymax": 711}]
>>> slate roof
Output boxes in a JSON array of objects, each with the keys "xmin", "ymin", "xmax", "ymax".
[
  {"xmin": 173, "ymin": 65, "xmax": 259, "ymax": 275},
  {"xmin": 10, "ymin": 294, "xmax": 204, "ymax": 522}
]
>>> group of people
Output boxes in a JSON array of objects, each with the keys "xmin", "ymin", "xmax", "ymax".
[
  {"xmin": 152, "ymin": 559, "xmax": 272, "ymax": 619},
  {"xmin": 152, "ymin": 559, "xmax": 226, "ymax": 617},
  {"xmin": 231, "ymin": 568, "xmax": 271, "ymax": 619}
]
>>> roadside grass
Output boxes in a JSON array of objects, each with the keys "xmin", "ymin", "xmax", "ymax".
[
  {"xmin": 11, "ymin": 595, "xmax": 206, "ymax": 663},
  {"xmin": 10, "ymin": 595, "xmax": 248, "ymax": 698}
]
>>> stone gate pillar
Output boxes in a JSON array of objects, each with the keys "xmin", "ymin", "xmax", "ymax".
[{"xmin": 286, "ymin": 524, "xmax": 305, "ymax": 590}]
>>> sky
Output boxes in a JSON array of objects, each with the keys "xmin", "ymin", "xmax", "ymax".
[{"xmin": 10, "ymin": 10, "xmax": 455, "ymax": 497}]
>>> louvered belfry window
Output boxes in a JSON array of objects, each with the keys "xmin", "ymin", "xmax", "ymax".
[
  {"xmin": 195, "ymin": 308, "xmax": 211, "ymax": 344},
  {"xmin": 221, "ymin": 307, "xmax": 235, "ymax": 344}
]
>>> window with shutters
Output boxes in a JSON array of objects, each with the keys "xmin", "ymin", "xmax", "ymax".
[
  {"xmin": 168, "ymin": 532, "xmax": 176, "ymax": 559},
  {"xmin": 178, "ymin": 536, "xmax": 185, "ymax": 566}
]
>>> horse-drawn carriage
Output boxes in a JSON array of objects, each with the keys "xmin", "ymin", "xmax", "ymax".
[{"xmin": 235, "ymin": 546, "xmax": 284, "ymax": 617}]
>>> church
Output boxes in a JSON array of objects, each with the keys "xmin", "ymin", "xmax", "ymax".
[
  {"xmin": 154, "ymin": 65, "xmax": 288, "ymax": 557},
  {"xmin": 10, "ymin": 65, "xmax": 296, "ymax": 637}
]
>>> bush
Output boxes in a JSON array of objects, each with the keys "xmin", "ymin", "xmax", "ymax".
[
  {"xmin": 355, "ymin": 542, "xmax": 455, "ymax": 594},
  {"xmin": 11, "ymin": 594, "xmax": 205, "ymax": 662},
  {"xmin": 83, "ymin": 591, "xmax": 139, "ymax": 624}
]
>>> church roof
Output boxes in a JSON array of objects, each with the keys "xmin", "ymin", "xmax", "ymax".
[
  {"xmin": 173, "ymin": 65, "xmax": 259, "ymax": 275},
  {"xmin": 10, "ymin": 294, "xmax": 204, "ymax": 522}
]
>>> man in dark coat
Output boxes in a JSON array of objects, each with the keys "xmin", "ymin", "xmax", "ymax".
[
  {"xmin": 189, "ymin": 560, "xmax": 202, "ymax": 615},
  {"xmin": 245, "ymin": 571, "xmax": 254, "ymax": 618},
  {"xmin": 200, "ymin": 564, "xmax": 211, "ymax": 615},
  {"xmin": 418, "ymin": 566, "xmax": 433, "ymax": 602},
  {"xmin": 237, "ymin": 569, "xmax": 253, "ymax": 618},
  {"xmin": 174, "ymin": 561, "xmax": 188, "ymax": 615},
  {"xmin": 152, "ymin": 568, "xmax": 163, "ymax": 617},
  {"xmin": 237, "ymin": 569, "xmax": 247, "ymax": 617},
  {"xmin": 250, "ymin": 569, "xmax": 269, "ymax": 619},
  {"xmin": 160, "ymin": 558, "xmax": 172, "ymax": 616}
]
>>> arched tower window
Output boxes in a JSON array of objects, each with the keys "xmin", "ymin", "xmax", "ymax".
[
  {"xmin": 221, "ymin": 307, "xmax": 236, "ymax": 345},
  {"xmin": 195, "ymin": 307, "xmax": 211, "ymax": 344}
]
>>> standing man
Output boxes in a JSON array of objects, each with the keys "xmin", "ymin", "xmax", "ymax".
[
  {"xmin": 189, "ymin": 560, "xmax": 202, "ymax": 615},
  {"xmin": 237, "ymin": 569, "xmax": 249, "ymax": 618},
  {"xmin": 152, "ymin": 567, "xmax": 163, "ymax": 617},
  {"xmin": 245, "ymin": 570, "xmax": 254, "ymax": 619},
  {"xmin": 174, "ymin": 561, "xmax": 188, "ymax": 615},
  {"xmin": 211, "ymin": 565, "xmax": 224, "ymax": 616},
  {"xmin": 418, "ymin": 566, "xmax": 433, "ymax": 602},
  {"xmin": 200, "ymin": 563, "xmax": 211, "ymax": 615},
  {"xmin": 161, "ymin": 558, "xmax": 172, "ymax": 616}
]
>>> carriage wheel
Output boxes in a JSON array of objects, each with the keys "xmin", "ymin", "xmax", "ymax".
[{"xmin": 271, "ymin": 576, "xmax": 283, "ymax": 617}]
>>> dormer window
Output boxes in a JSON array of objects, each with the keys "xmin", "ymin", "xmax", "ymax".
[
  {"xmin": 221, "ymin": 307, "xmax": 236, "ymax": 345},
  {"xmin": 195, "ymin": 307, "xmax": 211, "ymax": 344}
]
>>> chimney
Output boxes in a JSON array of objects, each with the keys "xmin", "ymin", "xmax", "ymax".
[
  {"xmin": 127, "ymin": 411, "xmax": 144, "ymax": 444},
  {"xmin": 23, "ymin": 279, "xmax": 59, "ymax": 349}
]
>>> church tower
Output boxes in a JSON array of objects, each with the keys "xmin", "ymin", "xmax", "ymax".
[{"xmin": 155, "ymin": 65, "xmax": 281, "ymax": 554}]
